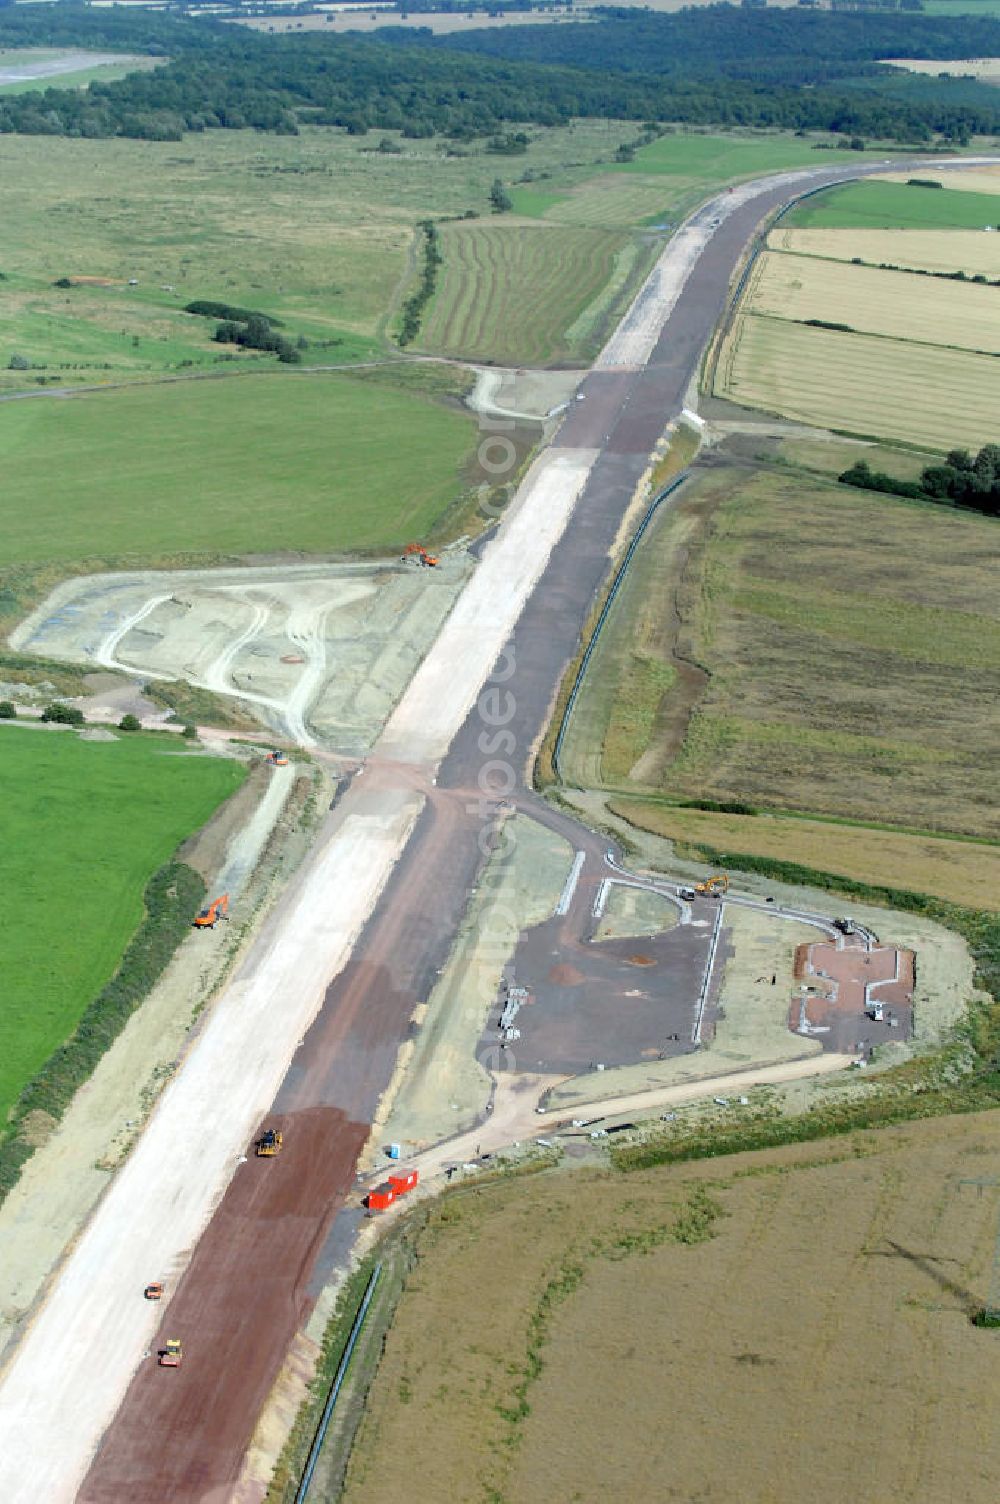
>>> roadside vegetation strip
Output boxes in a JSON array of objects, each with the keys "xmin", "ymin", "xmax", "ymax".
[
  {"xmin": 717, "ymin": 314, "xmax": 1000, "ymax": 451},
  {"xmin": 0, "ymin": 857, "xmax": 206, "ymax": 1206},
  {"xmin": 538, "ymin": 424, "xmax": 700, "ymax": 789},
  {"xmin": 293, "ymin": 1264, "xmax": 381, "ymax": 1504},
  {"xmin": 605, "ymin": 800, "xmax": 1000, "ymax": 913},
  {"xmin": 553, "ymin": 471, "xmax": 691, "ymax": 783},
  {"xmin": 782, "ymin": 178, "xmax": 1000, "ymax": 231},
  {"xmin": 0, "ymin": 371, "xmax": 476, "ymax": 565},
  {"xmin": 745, "ymin": 248, "xmax": 1000, "ymax": 354},
  {"xmin": 0, "ymin": 736, "xmax": 243, "ymax": 1185},
  {"xmin": 415, "ymin": 222, "xmax": 633, "ymax": 367}
]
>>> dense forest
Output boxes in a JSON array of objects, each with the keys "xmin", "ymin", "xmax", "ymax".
[{"xmin": 0, "ymin": 4, "xmax": 999, "ymax": 142}]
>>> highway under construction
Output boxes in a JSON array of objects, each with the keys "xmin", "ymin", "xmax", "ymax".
[{"xmin": 0, "ymin": 156, "xmax": 972, "ymax": 1503}]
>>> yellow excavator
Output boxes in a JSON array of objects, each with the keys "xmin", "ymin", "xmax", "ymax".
[
  {"xmin": 256, "ymin": 1128, "xmax": 283, "ymax": 1157},
  {"xmin": 695, "ymin": 874, "xmax": 729, "ymax": 896}
]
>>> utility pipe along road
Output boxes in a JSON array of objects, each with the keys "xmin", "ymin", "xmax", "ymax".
[{"xmin": 0, "ymin": 157, "xmax": 990, "ymax": 1504}]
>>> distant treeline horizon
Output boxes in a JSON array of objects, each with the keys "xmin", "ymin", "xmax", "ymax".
[{"xmin": 0, "ymin": 4, "xmax": 999, "ymax": 142}]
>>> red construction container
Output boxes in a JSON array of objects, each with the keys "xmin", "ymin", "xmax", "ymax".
[
  {"xmin": 388, "ymin": 1168, "xmax": 419, "ymax": 1195},
  {"xmin": 367, "ymin": 1183, "xmax": 396, "ymax": 1212}
]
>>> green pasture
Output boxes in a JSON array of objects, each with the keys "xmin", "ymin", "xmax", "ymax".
[
  {"xmin": 621, "ymin": 131, "xmax": 860, "ymax": 182},
  {"xmin": 0, "ymin": 370, "xmax": 476, "ymax": 564},
  {"xmin": 0, "ymin": 731, "xmax": 243, "ymax": 1126},
  {"xmin": 513, "ymin": 131, "xmax": 864, "ymax": 227},
  {"xmin": 784, "ymin": 178, "xmax": 1000, "ymax": 230}
]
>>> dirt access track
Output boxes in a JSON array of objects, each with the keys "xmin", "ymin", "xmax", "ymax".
[
  {"xmin": 11, "ymin": 557, "xmax": 470, "ymax": 754},
  {"xmin": 0, "ymin": 155, "xmax": 985, "ymax": 1504}
]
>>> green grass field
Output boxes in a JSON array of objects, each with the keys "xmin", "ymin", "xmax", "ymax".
[
  {"xmin": 0, "ymin": 730, "xmax": 243, "ymax": 1126},
  {"xmin": 513, "ymin": 131, "xmax": 862, "ymax": 228},
  {"xmin": 784, "ymin": 178, "xmax": 1000, "ymax": 230},
  {"xmin": 563, "ymin": 456, "xmax": 1000, "ymax": 838},
  {"xmin": 415, "ymin": 221, "xmax": 637, "ymax": 366},
  {"xmin": 0, "ymin": 370, "xmax": 476, "ymax": 564}
]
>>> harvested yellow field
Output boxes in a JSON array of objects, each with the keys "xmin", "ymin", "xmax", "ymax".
[
  {"xmin": 769, "ymin": 225, "xmax": 1000, "ymax": 278},
  {"xmin": 340, "ymin": 1113, "xmax": 1000, "ymax": 1504},
  {"xmin": 746, "ymin": 249, "xmax": 1000, "ymax": 353},
  {"xmin": 875, "ymin": 162, "xmax": 1000, "ymax": 193},
  {"xmin": 608, "ymin": 801, "xmax": 1000, "ymax": 910},
  {"xmin": 717, "ymin": 316, "xmax": 1000, "ymax": 450}
]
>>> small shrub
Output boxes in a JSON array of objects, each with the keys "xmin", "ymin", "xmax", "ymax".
[
  {"xmin": 40, "ymin": 702, "xmax": 84, "ymax": 726},
  {"xmin": 118, "ymin": 713, "xmax": 142, "ymax": 732},
  {"xmin": 0, "ymin": 700, "xmax": 16, "ymax": 719},
  {"xmin": 8, "ymin": 354, "xmax": 31, "ymax": 371}
]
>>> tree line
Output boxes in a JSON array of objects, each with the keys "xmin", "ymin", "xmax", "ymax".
[
  {"xmin": 0, "ymin": 4, "xmax": 999, "ymax": 143},
  {"xmin": 840, "ymin": 444, "xmax": 1000, "ymax": 518}
]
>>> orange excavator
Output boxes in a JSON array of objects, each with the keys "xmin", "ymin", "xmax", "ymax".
[
  {"xmin": 193, "ymin": 894, "xmax": 229, "ymax": 929},
  {"xmin": 402, "ymin": 542, "xmax": 439, "ymax": 568},
  {"xmin": 266, "ymin": 750, "xmax": 289, "ymax": 767}
]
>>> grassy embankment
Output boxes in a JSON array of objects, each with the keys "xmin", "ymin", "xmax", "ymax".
[
  {"xmin": 716, "ymin": 177, "xmax": 1000, "ymax": 449},
  {"xmin": 0, "ymin": 731, "xmax": 243, "ymax": 1181},
  {"xmin": 325, "ymin": 1114, "xmax": 1000, "ymax": 1504}
]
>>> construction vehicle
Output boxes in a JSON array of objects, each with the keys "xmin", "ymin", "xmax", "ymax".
[
  {"xmin": 266, "ymin": 750, "xmax": 289, "ymax": 767},
  {"xmin": 694, "ymin": 874, "xmax": 729, "ymax": 896},
  {"xmin": 158, "ymin": 1340, "xmax": 182, "ymax": 1368},
  {"xmin": 256, "ymin": 1128, "xmax": 283, "ymax": 1157},
  {"xmin": 833, "ymin": 916, "xmax": 857, "ymax": 935},
  {"xmin": 401, "ymin": 542, "xmax": 439, "ymax": 568},
  {"xmin": 193, "ymin": 894, "xmax": 229, "ymax": 929},
  {"xmin": 144, "ymin": 1282, "xmax": 164, "ymax": 1301}
]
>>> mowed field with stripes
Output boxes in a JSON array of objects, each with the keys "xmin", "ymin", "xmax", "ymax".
[{"xmin": 414, "ymin": 221, "xmax": 642, "ymax": 367}]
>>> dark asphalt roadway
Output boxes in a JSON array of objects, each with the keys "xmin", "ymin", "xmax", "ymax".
[{"xmin": 80, "ymin": 161, "xmax": 939, "ymax": 1503}]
